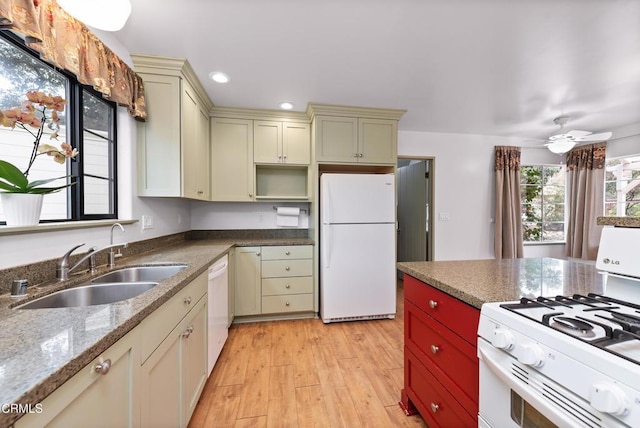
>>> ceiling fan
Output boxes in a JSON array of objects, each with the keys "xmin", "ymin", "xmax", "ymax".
[{"xmin": 544, "ymin": 115, "xmax": 612, "ymax": 154}]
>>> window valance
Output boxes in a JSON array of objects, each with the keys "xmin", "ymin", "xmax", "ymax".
[{"xmin": 0, "ymin": 0, "xmax": 146, "ymax": 121}]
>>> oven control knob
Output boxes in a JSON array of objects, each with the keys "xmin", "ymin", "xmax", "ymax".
[
  {"xmin": 492, "ymin": 329, "xmax": 515, "ymax": 350},
  {"xmin": 589, "ymin": 383, "xmax": 630, "ymax": 416},
  {"xmin": 517, "ymin": 343, "xmax": 545, "ymax": 367}
]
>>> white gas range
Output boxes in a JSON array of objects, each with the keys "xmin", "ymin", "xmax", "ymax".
[{"xmin": 478, "ymin": 227, "xmax": 640, "ymax": 428}]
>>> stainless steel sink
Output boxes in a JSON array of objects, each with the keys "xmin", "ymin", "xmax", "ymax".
[
  {"xmin": 16, "ymin": 282, "xmax": 159, "ymax": 310},
  {"xmin": 90, "ymin": 264, "xmax": 187, "ymax": 284}
]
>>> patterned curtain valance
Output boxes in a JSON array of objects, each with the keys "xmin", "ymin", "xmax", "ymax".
[
  {"xmin": 494, "ymin": 145, "xmax": 521, "ymax": 171},
  {"xmin": 0, "ymin": 0, "xmax": 147, "ymax": 121},
  {"xmin": 566, "ymin": 142, "xmax": 606, "ymax": 171}
]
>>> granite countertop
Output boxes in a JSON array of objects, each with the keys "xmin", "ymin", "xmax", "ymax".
[
  {"xmin": 398, "ymin": 257, "xmax": 604, "ymax": 309},
  {"xmin": 596, "ymin": 216, "xmax": 640, "ymax": 227},
  {"xmin": 0, "ymin": 237, "xmax": 313, "ymax": 427}
]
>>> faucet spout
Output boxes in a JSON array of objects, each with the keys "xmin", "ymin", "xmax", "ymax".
[{"xmin": 108, "ymin": 223, "xmax": 126, "ymax": 268}]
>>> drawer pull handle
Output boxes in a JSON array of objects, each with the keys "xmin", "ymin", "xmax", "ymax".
[
  {"xmin": 182, "ymin": 325, "xmax": 194, "ymax": 339},
  {"xmin": 285, "ymin": 301, "xmax": 290, "ymax": 307},
  {"xmin": 94, "ymin": 359, "xmax": 111, "ymax": 375},
  {"xmin": 256, "ymin": 251, "xmax": 261, "ymax": 256},
  {"xmin": 184, "ymin": 296, "xmax": 192, "ymax": 305},
  {"xmin": 285, "ymin": 251, "xmax": 290, "ymax": 255},
  {"xmin": 430, "ymin": 403, "xmax": 439, "ymax": 413},
  {"xmin": 285, "ymin": 284, "xmax": 291, "ymax": 289},
  {"xmin": 285, "ymin": 266, "xmax": 290, "ymax": 271},
  {"xmin": 429, "ymin": 300, "xmax": 438, "ymax": 309},
  {"xmin": 431, "ymin": 345, "xmax": 440, "ymax": 354}
]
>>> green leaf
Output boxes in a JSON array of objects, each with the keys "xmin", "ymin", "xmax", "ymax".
[{"xmin": 0, "ymin": 160, "xmax": 28, "ymax": 190}]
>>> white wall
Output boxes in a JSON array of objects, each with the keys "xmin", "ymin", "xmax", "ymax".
[
  {"xmin": 191, "ymin": 201, "xmax": 309, "ymax": 230},
  {"xmin": 0, "ymin": 32, "xmax": 191, "ymax": 269}
]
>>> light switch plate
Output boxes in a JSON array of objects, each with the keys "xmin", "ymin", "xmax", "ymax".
[
  {"xmin": 438, "ymin": 212, "xmax": 450, "ymax": 221},
  {"xmin": 142, "ymin": 215, "xmax": 154, "ymax": 230}
]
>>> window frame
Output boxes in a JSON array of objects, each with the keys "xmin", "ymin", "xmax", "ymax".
[
  {"xmin": 0, "ymin": 31, "xmax": 118, "ymax": 224},
  {"xmin": 520, "ymin": 164, "xmax": 566, "ymax": 244},
  {"xmin": 604, "ymin": 155, "xmax": 640, "ymax": 218}
]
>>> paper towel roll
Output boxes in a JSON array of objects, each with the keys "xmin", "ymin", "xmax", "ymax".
[{"xmin": 276, "ymin": 207, "xmax": 300, "ymax": 227}]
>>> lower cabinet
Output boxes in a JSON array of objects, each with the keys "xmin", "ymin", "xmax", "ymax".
[
  {"xmin": 401, "ymin": 275, "xmax": 480, "ymax": 427},
  {"xmin": 234, "ymin": 246, "xmax": 262, "ymax": 316},
  {"xmin": 140, "ymin": 296, "xmax": 207, "ymax": 428},
  {"xmin": 15, "ymin": 328, "xmax": 140, "ymax": 428}
]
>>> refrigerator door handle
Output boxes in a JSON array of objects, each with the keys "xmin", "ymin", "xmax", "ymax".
[
  {"xmin": 323, "ymin": 226, "xmax": 331, "ymax": 268},
  {"xmin": 322, "ymin": 179, "xmax": 331, "ymax": 225}
]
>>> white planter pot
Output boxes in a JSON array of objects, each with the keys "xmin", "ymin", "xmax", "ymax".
[{"xmin": 1, "ymin": 193, "xmax": 44, "ymax": 226}]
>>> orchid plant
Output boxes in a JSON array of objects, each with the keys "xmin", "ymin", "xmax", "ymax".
[{"xmin": 0, "ymin": 91, "xmax": 79, "ymax": 194}]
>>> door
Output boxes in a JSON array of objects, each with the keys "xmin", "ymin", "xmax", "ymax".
[
  {"xmin": 397, "ymin": 160, "xmax": 428, "ymax": 263},
  {"xmin": 234, "ymin": 247, "xmax": 261, "ymax": 316},
  {"xmin": 182, "ymin": 298, "xmax": 208, "ymax": 427},
  {"xmin": 321, "ymin": 173, "xmax": 395, "ymax": 224},
  {"xmin": 320, "ymin": 223, "xmax": 396, "ymax": 321}
]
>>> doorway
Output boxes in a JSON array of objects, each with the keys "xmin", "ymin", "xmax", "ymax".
[{"xmin": 397, "ymin": 157, "xmax": 434, "ymax": 267}]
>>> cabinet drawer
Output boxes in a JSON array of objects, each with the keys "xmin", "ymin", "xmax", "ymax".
[
  {"xmin": 140, "ymin": 271, "xmax": 207, "ymax": 363},
  {"xmin": 405, "ymin": 347, "xmax": 476, "ymax": 428},
  {"xmin": 262, "ymin": 276, "xmax": 313, "ymax": 296},
  {"xmin": 405, "ymin": 301, "xmax": 478, "ymax": 409},
  {"xmin": 262, "ymin": 293, "xmax": 313, "ymax": 313},
  {"xmin": 261, "ymin": 259, "xmax": 312, "ymax": 278},
  {"xmin": 405, "ymin": 275, "xmax": 480, "ymax": 345},
  {"xmin": 261, "ymin": 245, "xmax": 312, "ymax": 260}
]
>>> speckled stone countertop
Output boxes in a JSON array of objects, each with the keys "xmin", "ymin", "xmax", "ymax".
[
  {"xmin": 597, "ymin": 216, "xmax": 640, "ymax": 227},
  {"xmin": 0, "ymin": 237, "xmax": 312, "ymax": 427},
  {"xmin": 398, "ymin": 257, "xmax": 604, "ymax": 309}
]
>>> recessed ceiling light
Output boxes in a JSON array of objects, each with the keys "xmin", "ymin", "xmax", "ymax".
[
  {"xmin": 209, "ymin": 72, "xmax": 230, "ymax": 84},
  {"xmin": 280, "ymin": 102, "xmax": 294, "ymax": 110}
]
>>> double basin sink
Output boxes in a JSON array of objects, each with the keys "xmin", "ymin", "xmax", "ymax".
[{"xmin": 16, "ymin": 265, "xmax": 187, "ymax": 310}]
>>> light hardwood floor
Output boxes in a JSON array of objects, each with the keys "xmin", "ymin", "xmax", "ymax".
[{"xmin": 188, "ymin": 281, "xmax": 427, "ymax": 428}]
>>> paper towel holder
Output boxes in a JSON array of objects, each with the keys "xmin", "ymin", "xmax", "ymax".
[{"xmin": 273, "ymin": 206, "xmax": 307, "ymax": 214}]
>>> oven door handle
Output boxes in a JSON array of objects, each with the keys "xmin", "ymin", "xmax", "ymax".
[{"xmin": 478, "ymin": 340, "xmax": 583, "ymax": 428}]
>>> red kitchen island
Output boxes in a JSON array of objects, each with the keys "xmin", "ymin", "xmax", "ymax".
[{"xmin": 397, "ymin": 258, "xmax": 604, "ymax": 428}]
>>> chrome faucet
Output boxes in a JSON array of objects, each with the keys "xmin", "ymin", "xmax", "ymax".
[
  {"xmin": 108, "ymin": 223, "xmax": 127, "ymax": 268},
  {"xmin": 56, "ymin": 224, "xmax": 128, "ymax": 281}
]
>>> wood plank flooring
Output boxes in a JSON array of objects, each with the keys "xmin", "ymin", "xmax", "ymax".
[{"xmin": 188, "ymin": 281, "xmax": 427, "ymax": 428}]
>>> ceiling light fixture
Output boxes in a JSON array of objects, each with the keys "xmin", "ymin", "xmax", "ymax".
[
  {"xmin": 209, "ymin": 72, "xmax": 230, "ymax": 84},
  {"xmin": 546, "ymin": 138, "xmax": 576, "ymax": 154},
  {"xmin": 57, "ymin": 0, "xmax": 132, "ymax": 31},
  {"xmin": 280, "ymin": 102, "xmax": 294, "ymax": 110}
]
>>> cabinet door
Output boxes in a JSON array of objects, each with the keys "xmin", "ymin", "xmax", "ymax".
[
  {"xmin": 254, "ymin": 120, "xmax": 282, "ymax": 164},
  {"xmin": 181, "ymin": 297, "xmax": 208, "ymax": 427},
  {"xmin": 315, "ymin": 116, "xmax": 358, "ymax": 162},
  {"xmin": 282, "ymin": 122, "xmax": 310, "ymax": 164},
  {"xmin": 16, "ymin": 329, "xmax": 140, "ymax": 428},
  {"xmin": 140, "ymin": 326, "xmax": 181, "ymax": 428},
  {"xmin": 181, "ymin": 82, "xmax": 201, "ymax": 199},
  {"xmin": 228, "ymin": 248, "xmax": 236, "ymax": 326},
  {"xmin": 234, "ymin": 247, "xmax": 261, "ymax": 316},
  {"xmin": 211, "ymin": 118, "xmax": 254, "ymax": 201},
  {"xmin": 358, "ymin": 118, "xmax": 397, "ymax": 164},
  {"xmin": 137, "ymin": 74, "xmax": 182, "ymax": 196},
  {"xmin": 195, "ymin": 103, "xmax": 211, "ymax": 199}
]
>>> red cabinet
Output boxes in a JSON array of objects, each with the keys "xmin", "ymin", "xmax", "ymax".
[{"xmin": 400, "ymin": 275, "xmax": 480, "ymax": 427}]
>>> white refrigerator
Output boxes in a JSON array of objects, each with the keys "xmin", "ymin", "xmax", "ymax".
[{"xmin": 320, "ymin": 173, "xmax": 396, "ymax": 323}]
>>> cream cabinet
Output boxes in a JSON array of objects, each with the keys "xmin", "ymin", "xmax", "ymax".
[
  {"xmin": 227, "ymin": 248, "xmax": 236, "ymax": 327},
  {"xmin": 16, "ymin": 328, "xmax": 140, "ymax": 428},
  {"xmin": 234, "ymin": 246, "xmax": 262, "ymax": 316},
  {"xmin": 210, "ymin": 118, "xmax": 254, "ymax": 201},
  {"xmin": 314, "ymin": 116, "xmax": 397, "ymax": 164},
  {"xmin": 254, "ymin": 120, "xmax": 310, "ymax": 165},
  {"xmin": 139, "ymin": 271, "xmax": 208, "ymax": 428},
  {"xmin": 261, "ymin": 245, "xmax": 313, "ymax": 314},
  {"xmin": 132, "ymin": 55, "xmax": 213, "ymax": 200}
]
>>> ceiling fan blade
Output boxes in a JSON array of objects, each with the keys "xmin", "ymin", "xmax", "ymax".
[
  {"xmin": 565, "ymin": 130, "xmax": 592, "ymax": 139},
  {"xmin": 575, "ymin": 132, "xmax": 612, "ymax": 142}
]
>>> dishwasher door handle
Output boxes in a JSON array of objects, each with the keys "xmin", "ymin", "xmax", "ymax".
[{"xmin": 208, "ymin": 262, "xmax": 228, "ymax": 280}]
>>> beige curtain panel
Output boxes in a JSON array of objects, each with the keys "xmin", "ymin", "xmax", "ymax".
[
  {"xmin": 0, "ymin": 0, "xmax": 147, "ymax": 121},
  {"xmin": 494, "ymin": 146, "xmax": 524, "ymax": 259},
  {"xmin": 566, "ymin": 142, "xmax": 606, "ymax": 260}
]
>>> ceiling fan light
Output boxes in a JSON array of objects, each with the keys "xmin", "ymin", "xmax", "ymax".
[
  {"xmin": 547, "ymin": 139, "xmax": 576, "ymax": 154},
  {"xmin": 57, "ymin": 0, "xmax": 132, "ymax": 31}
]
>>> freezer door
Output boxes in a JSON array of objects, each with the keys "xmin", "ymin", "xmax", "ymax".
[
  {"xmin": 321, "ymin": 173, "xmax": 395, "ymax": 224},
  {"xmin": 320, "ymin": 223, "xmax": 396, "ymax": 321}
]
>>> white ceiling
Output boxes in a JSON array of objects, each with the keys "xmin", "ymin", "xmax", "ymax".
[{"xmin": 114, "ymin": 0, "xmax": 640, "ymax": 144}]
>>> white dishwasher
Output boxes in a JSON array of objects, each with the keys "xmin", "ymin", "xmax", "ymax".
[{"xmin": 207, "ymin": 255, "xmax": 229, "ymax": 375}]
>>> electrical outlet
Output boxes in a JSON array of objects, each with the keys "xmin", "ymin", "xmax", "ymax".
[
  {"xmin": 142, "ymin": 215, "xmax": 154, "ymax": 230},
  {"xmin": 258, "ymin": 213, "xmax": 264, "ymax": 223},
  {"xmin": 438, "ymin": 212, "xmax": 450, "ymax": 221},
  {"xmin": 177, "ymin": 214, "xmax": 182, "ymax": 225}
]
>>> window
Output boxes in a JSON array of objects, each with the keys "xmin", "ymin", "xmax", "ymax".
[
  {"xmin": 605, "ymin": 156, "xmax": 640, "ymax": 217},
  {"xmin": 520, "ymin": 165, "xmax": 566, "ymax": 242},
  {"xmin": 0, "ymin": 32, "xmax": 117, "ymax": 223}
]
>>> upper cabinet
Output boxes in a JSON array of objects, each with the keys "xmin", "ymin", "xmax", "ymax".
[
  {"xmin": 132, "ymin": 55, "xmax": 213, "ymax": 200},
  {"xmin": 254, "ymin": 120, "xmax": 310, "ymax": 165},
  {"xmin": 210, "ymin": 117, "xmax": 254, "ymax": 201},
  {"xmin": 308, "ymin": 104, "xmax": 405, "ymax": 165}
]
